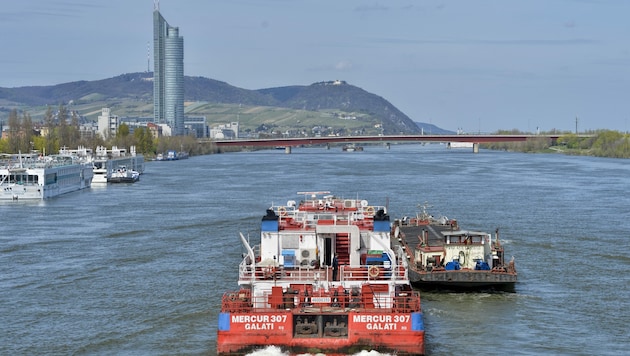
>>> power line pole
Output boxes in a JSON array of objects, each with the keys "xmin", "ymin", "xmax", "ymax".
[{"xmin": 575, "ymin": 116, "xmax": 578, "ymax": 134}]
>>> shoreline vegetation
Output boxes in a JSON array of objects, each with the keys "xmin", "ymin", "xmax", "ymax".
[{"xmin": 481, "ymin": 130, "xmax": 630, "ymax": 159}]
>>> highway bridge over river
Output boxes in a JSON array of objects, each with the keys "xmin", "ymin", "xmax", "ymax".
[{"xmin": 208, "ymin": 134, "xmax": 564, "ymax": 153}]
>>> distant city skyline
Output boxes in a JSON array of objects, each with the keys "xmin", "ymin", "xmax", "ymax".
[
  {"xmin": 0, "ymin": 1, "xmax": 629, "ymax": 133},
  {"xmin": 153, "ymin": 3, "xmax": 184, "ymax": 136}
]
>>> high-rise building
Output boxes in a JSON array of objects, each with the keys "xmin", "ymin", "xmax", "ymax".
[{"xmin": 153, "ymin": 2, "xmax": 184, "ymax": 136}]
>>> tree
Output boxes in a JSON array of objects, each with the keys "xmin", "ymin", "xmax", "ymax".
[
  {"xmin": 32, "ymin": 136, "xmax": 47, "ymax": 153},
  {"xmin": 58, "ymin": 104, "xmax": 68, "ymax": 149},
  {"xmin": 43, "ymin": 106, "xmax": 57, "ymax": 155},
  {"xmin": 0, "ymin": 136, "xmax": 7, "ymax": 153},
  {"xmin": 7, "ymin": 109, "xmax": 19, "ymax": 153},
  {"xmin": 2, "ymin": 110, "xmax": 36, "ymax": 154},
  {"xmin": 591, "ymin": 130, "xmax": 626, "ymax": 158},
  {"xmin": 133, "ymin": 127, "xmax": 155, "ymax": 154},
  {"xmin": 20, "ymin": 111, "xmax": 34, "ymax": 153},
  {"xmin": 114, "ymin": 123, "xmax": 131, "ymax": 149},
  {"xmin": 69, "ymin": 110, "xmax": 80, "ymax": 148},
  {"xmin": 117, "ymin": 123, "xmax": 130, "ymax": 138}
]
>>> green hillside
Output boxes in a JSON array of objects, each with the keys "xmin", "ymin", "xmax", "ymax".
[{"xmin": 0, "ymin": 73, "xmax": 451, "ymax": 135}]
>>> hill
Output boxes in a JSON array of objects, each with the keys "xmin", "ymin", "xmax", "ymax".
[{"xmin": 0, "ymin": 73, "xmax": 451, "ymax": 135}]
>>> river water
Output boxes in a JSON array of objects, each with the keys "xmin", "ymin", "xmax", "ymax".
[{"xmin": 1, "ymin": 144, "xmax": 629, "ymax": 355}]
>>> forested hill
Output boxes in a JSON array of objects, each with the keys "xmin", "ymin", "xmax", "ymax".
[
  {"xmin": 0, "ymin": 72, "xmax": 441, "ymax": 134},
  {"xmin": 258, "ymin": 81, "xmax": 420, "ymax": 133}
]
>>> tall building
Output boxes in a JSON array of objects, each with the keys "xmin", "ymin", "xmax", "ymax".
[
  {"xmin": 97, "ymin": 108, "xmax": 119, "ymax": 139},
  {"xmin": 153, "ymin": 2, "xmax": 184, "ymax": 136}
]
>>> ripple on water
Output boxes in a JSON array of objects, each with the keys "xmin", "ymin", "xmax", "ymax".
[{"xmin": 1, "ymin": 147, "xmax": 629, "ymax": 355}]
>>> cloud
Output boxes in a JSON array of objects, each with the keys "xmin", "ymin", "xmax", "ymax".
[
  {"xmin": 354, "ymin": 3, "xmax": 389, "ymax": 13},
  {"xmin": 367, "ymin": 37, "xmax": 598, "ymax": 46},
  {"xmin": 334, "ymin": 61, "xmax": 354, "ymax": 70},
  {"xmin": 308, "ymin": 60, "xmax": 355, "ymax": 72},
  {"xmin": 0, "ymin": 1, "xmax": 106, "ymax": 21},
  {"xmin": 564, "ymin": 20, "xmax": 577, "ymax": 28}
]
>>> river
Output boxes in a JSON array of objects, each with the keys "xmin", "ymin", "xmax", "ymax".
[{"xmin": 1, "ymin": 144, "xmax": 629, "ymax": 355}]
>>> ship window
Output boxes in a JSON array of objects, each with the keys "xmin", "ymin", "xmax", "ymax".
[{"xmin": 45, "ymin": 173, "xmax": 57, "ymax": 185}]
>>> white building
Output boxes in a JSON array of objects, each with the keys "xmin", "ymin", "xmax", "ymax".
[
  {"xmin": 209, "ymin": 122, "xmax": 239, "ymax": 139},
  {"xmin": 97, "ymin": 108, "xmax": 119, "ymax": 139}
]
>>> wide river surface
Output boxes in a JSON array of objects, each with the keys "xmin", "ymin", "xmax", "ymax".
[{"xmin": 1, "ymin": 144, "xmax": 629, "ymax": 355}]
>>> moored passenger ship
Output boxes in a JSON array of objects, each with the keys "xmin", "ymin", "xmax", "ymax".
[
  {"xmin": 217, "ymin": 191, "xmax": 425, "ymax": 355},
  {"xmin": 1, "ymin": 154, "xmax": 93, "ymax": 200}
]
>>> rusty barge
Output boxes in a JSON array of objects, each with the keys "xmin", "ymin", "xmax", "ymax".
[{"xmin": 392, "ymin": 205, "xmax": 517, "ymax": 291}]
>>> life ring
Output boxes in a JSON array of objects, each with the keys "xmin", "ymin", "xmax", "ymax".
[
  {"xmin": 365, "ymin": 206, "xmax": 375, "ymax": 215},
  {"xmin": 278, "ymin": 206, "xmax": 287, "ymax": 216},
  {"xmin": 368, "ymin": 265, "xmax": 380, "ymax": 278}
]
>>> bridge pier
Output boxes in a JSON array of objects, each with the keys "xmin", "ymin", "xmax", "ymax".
[
  {"xmin": 386, "ymin": 143, "xmax": 391, "ymax": 150},
  {"xmin": 472, "ymin": 143, "xmax": 479, "ymax": 153},
  {"xmin": 326, "ymin": 143, "xmax": 330, "ymax": 150},
  {"xmin": 285, "ymin": 146, "xmax": 292, "ymax": 154}
]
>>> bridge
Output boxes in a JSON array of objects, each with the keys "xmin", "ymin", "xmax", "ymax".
[{"xmin": 208, "ymin": 134, "xmax": 563, "ymax": 153}]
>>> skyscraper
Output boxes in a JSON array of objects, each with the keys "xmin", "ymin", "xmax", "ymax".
[{"xmin": 153, "ymin": 2, "xmax": 184, "ymax": 136}]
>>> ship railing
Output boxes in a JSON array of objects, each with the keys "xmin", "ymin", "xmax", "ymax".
[
  {"xmin": 276, "ymin": 206, "xmax": 385, "ymax": 228},
  {"xmin": 220, "ymin": 289, "xmax": 421, "ymax": 314},
  {"xmin": 239, "ymin": 263, "xmax": 409, "ymax": 283}
]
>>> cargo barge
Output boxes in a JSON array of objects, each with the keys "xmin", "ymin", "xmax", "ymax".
[
  {"xmin": 392, "ymin": 205, "xmax": 516, "ymax": 291},
  {"xmin": 217, "ymin": 191, "xmax": 425, "ymax": 355}
]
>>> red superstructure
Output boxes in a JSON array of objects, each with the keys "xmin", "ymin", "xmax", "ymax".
[{"xmin": 217, "ymin": 192, "xmax": 425, "ymax": 355}]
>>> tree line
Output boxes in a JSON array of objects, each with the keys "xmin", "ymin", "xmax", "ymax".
[
  {"xmin": 482, "ymin": 129, "xmax": 630, "ymax": 158},
  {"xmin": 0, "ymin": 105, "xmax": 212, "ymax": 157}
]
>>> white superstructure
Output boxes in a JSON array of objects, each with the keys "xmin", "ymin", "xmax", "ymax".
[{"xmin": 1, "ymin": 154, "xmax": 93, "ymax": 200}]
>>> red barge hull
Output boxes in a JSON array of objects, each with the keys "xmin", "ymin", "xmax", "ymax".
[
  {"xmin": 217, "ymin": 192, "xmax": 425, "ymax": 355},
  {"xmin": 218, "ymin": 309, "xmax": 424, "ymax": 355}
]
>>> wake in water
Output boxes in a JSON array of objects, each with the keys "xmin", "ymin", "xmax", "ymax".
[{"xmin": 246, "ymin": 346, "xmax": 391, "ymax": 356}]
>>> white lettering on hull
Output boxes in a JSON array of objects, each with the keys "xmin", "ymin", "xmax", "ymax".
[
  {"xmin": 231, "ymin": 314, "xmax": 288, "ymax": 330},
  {"xmin": 232, "ymin": 315, "xmax": 270, "ymax": 323},
  {"xmin": 367, "ymin": 323, "xmax": 397, "ymax": 330},
  {"xmin": 353, "ymin": 315, "xmax": 393, "ymax": 323},
  {"xmin": 245, "ymin": 323, "xmax": 275, "ymax": 330},
  {"xmin": 352, "ymin": 314, "xmax": 410, "ymax": 330}
]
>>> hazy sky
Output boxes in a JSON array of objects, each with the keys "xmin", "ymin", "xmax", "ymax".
[{"xmin": 1, "ymin": 0, "xmax": 629, "ymax": 132}]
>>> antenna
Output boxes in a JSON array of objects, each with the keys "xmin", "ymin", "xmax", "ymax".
[
  {"xmin": 154, "ymin": 0, "xmax": 159, "ymax": 11},
  {"xmin": 147, "ymin": 41, "xmax": 150, "ymax": 72}
]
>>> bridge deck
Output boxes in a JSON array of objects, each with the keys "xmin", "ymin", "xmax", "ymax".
[{"xmin": 210, "ymin": 134, "xmax": 563, "ymax": 147}]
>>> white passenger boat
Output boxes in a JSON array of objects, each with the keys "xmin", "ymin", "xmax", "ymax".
[
  {"xmin": 108, "ymin": 165, "xmax": 139, "ymax": 183},
  {"xmin": 91, "ymin": 146, "xmax": 145, "ymax": 184},
  {"xmin": 92, "ymin": 159, "xmax": 109, "ymax": 184},
  {"xmin": 1, "ymin": 154, "xmax": 94, "ymax": 200}
]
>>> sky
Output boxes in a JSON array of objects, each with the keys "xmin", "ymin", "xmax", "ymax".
[{"xmin": 1, "ymin": 0, "xmax": 629, "ymax": 133}]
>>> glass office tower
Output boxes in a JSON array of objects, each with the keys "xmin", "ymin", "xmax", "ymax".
[{"xmin": 153, "ymin": 7, "xmax": 184, "ymax": 136}]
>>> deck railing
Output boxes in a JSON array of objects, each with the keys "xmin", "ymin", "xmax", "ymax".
[
  {"xmin": 239, "ymin": 263, "xmax": 408, "ymax": 283},
  {"xmin": 221, "ymin": 289, "xmax": 421, "ymax": 314}
]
